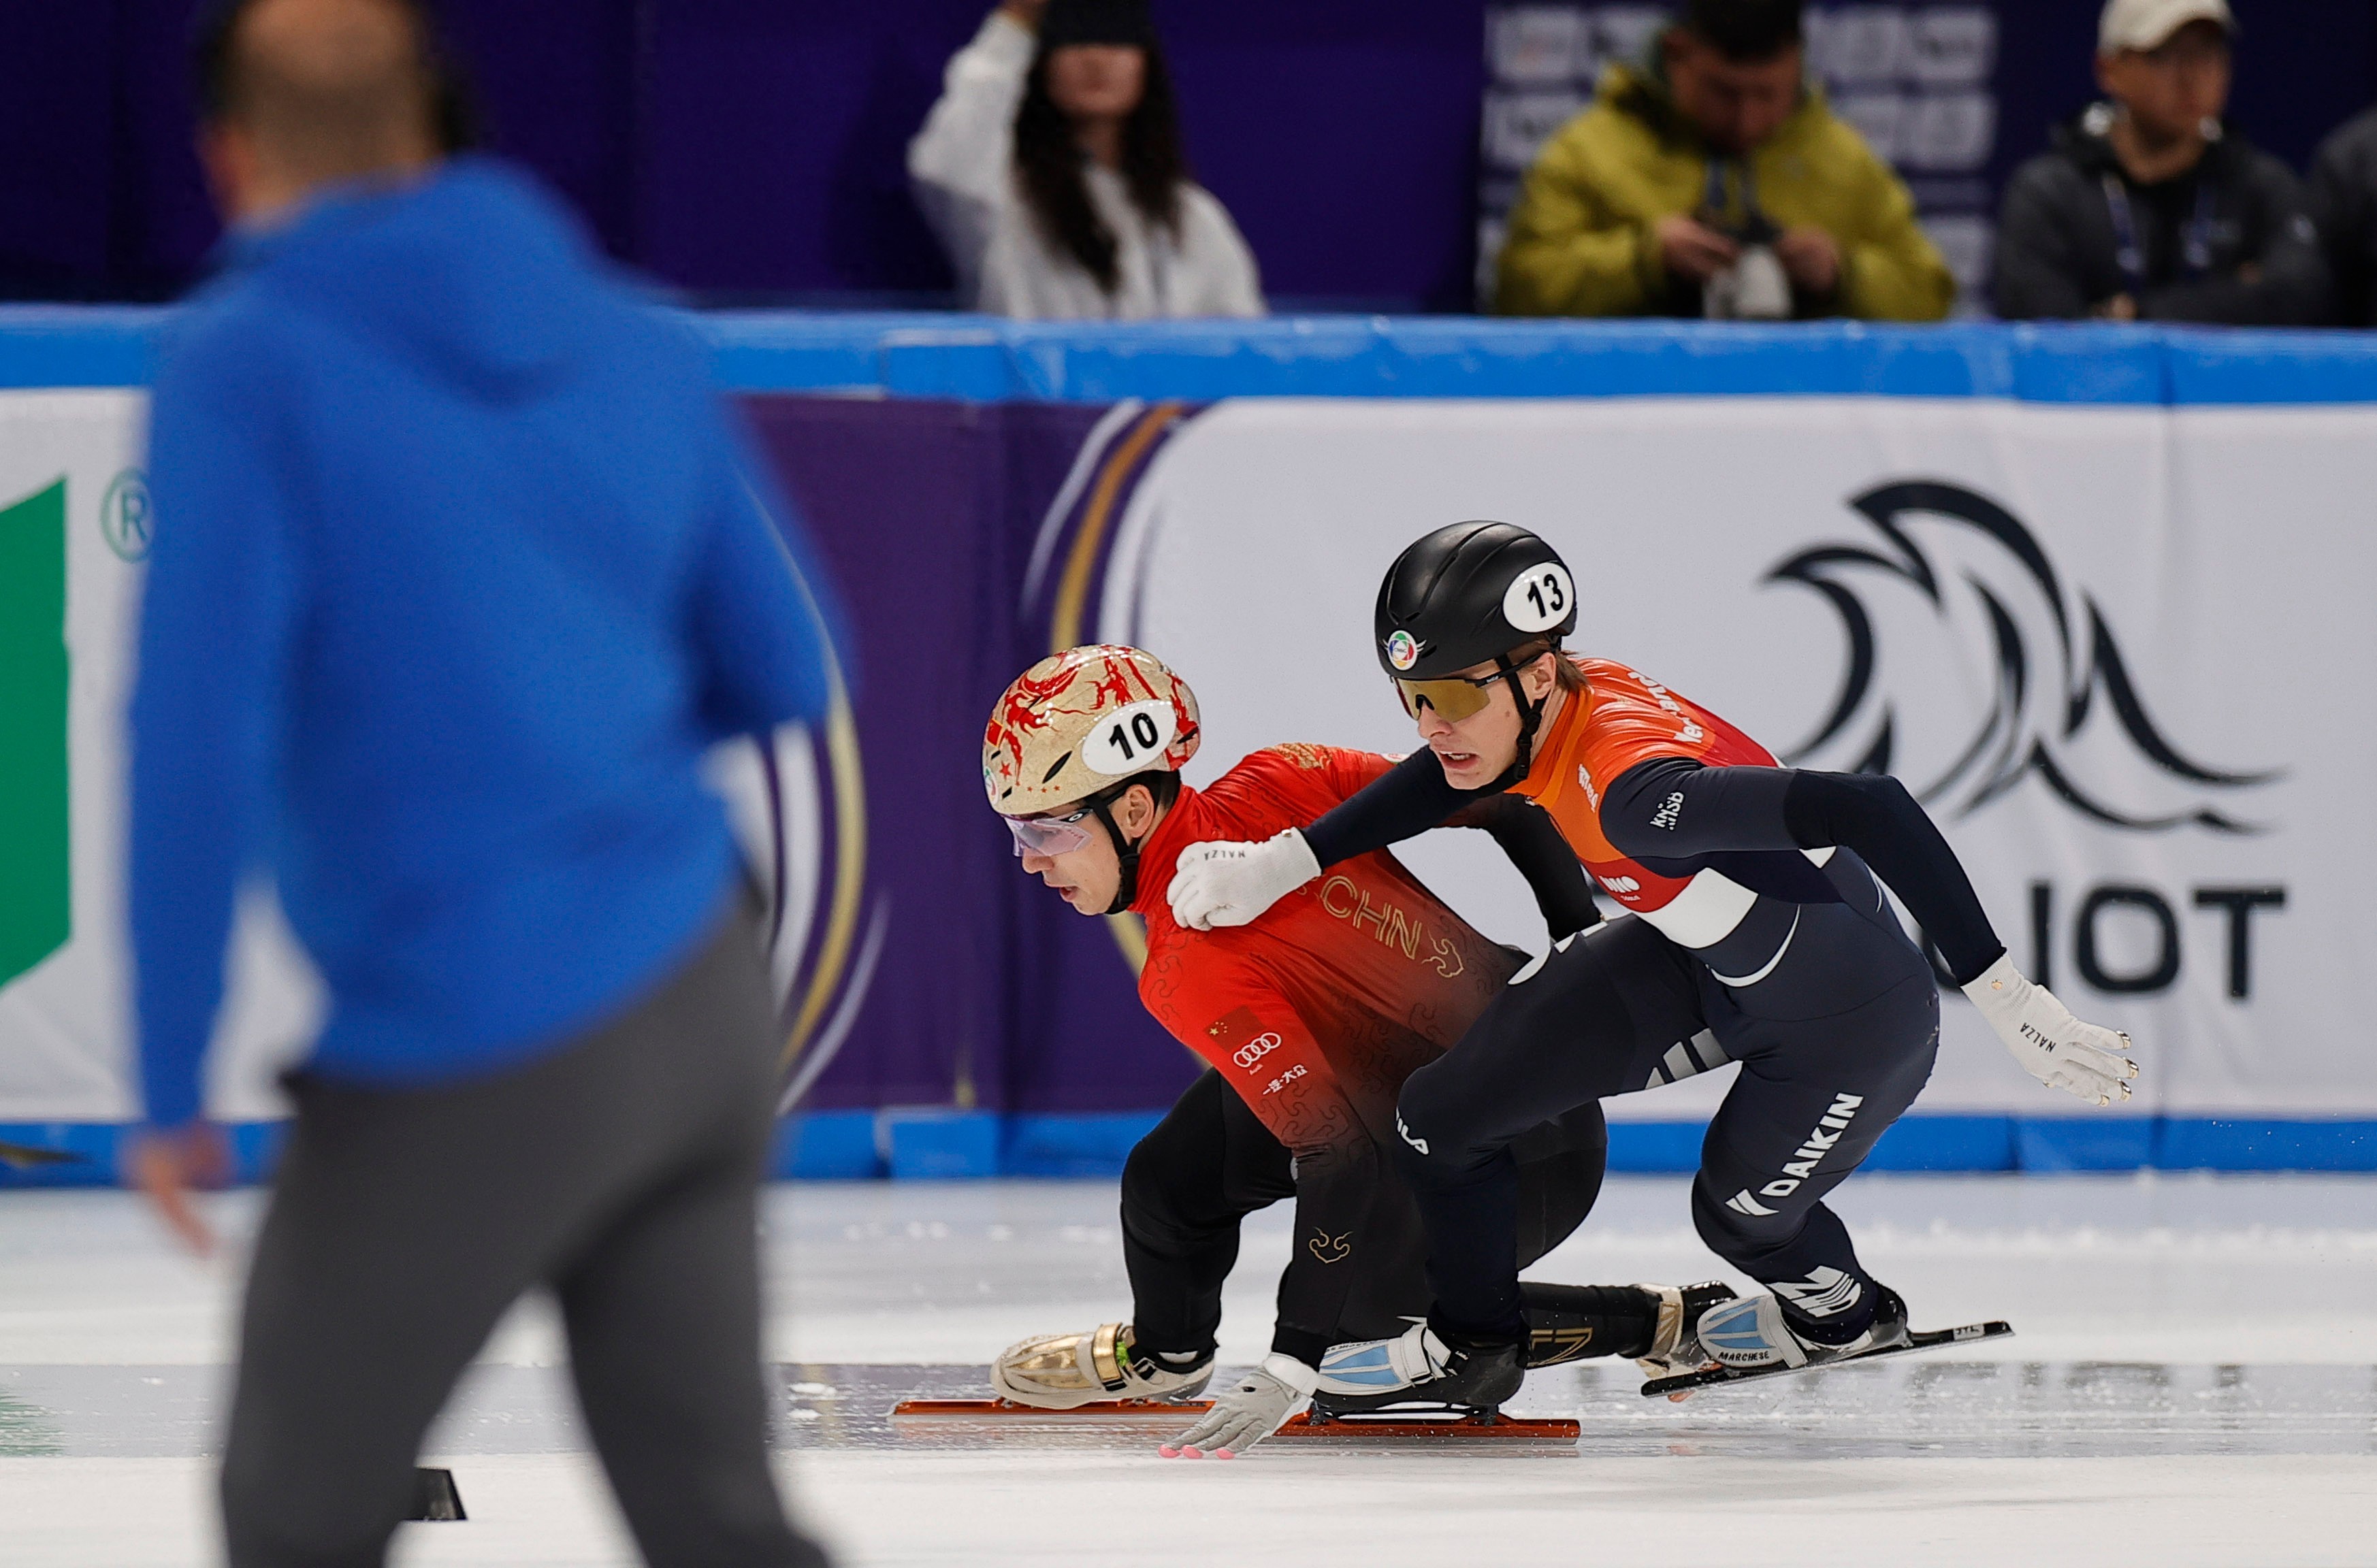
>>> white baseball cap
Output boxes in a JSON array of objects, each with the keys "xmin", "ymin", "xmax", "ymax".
[{"xmin": 2099, "ymin": 0, "xmax": 2235, "ymax": 55}]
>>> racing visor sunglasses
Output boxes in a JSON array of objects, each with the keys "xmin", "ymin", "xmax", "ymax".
[
  {"xmin": 1392, "ymin": 669, "xmax": 1506, "ymax": 723},
  {"xmin": 1005, "ymin": 804, "xmax": 1097, "ymax": 858}
]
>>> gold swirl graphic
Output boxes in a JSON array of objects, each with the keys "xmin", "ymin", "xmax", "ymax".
[
  {"xmin": 753, "ymin": 476, "xmax": 871, "ymax": 1081},
  {"xmin": 1048, "ymin": 402, "xmax": 1184, "ymax": 977},
  {"xmin": 783, "ymin": 681, "xmax": 867, "ymax": 1069}
]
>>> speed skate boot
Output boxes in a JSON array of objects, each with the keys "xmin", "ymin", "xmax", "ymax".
[
  {"xmin": 990, "ymin": 1323, "xmax": 1212, "ymax": 1409},
  {"xmin": 1634, "ymin": 1280, "xmax": 1741, "ymax": 1381},
  {"xmin": 1696, "ymin": 1281, "xmax": 1910, "ymax": 1372},
  {"xmin": 1310, "ymin": 1324, "xmax": 1523, "ymax": 1418}
]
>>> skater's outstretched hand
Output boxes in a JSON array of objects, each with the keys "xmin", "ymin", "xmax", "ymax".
[
  {"xmin": 1165, "ymin": 830, "xmax": 1319, "ymax": 932},
  {"xmin": 1160, "ymin": 1355, "xmax": 1314, "ymax": 1458},
  {"xmin": 1962, "ymin": 954, "xmax": 2139, "ymax": 1105}
]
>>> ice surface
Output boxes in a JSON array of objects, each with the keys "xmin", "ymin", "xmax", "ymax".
[{"xmin": 2, "ymin": 1175, "xmax": 2375, "ymax": 1565}]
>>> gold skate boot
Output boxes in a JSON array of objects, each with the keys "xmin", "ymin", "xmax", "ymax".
[{"xmin": 990, "ymin": 1322, "xmax": 1213, "ymax": 1409}]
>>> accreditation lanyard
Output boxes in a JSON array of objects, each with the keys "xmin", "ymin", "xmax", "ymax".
[{"xmin": 2101, "ymin": 174, "xmax": 2216, "ymax": 296}]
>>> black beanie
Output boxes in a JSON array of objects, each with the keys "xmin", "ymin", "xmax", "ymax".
[{"xmin": 1040, "ymin": 0, "xmax": 1158, "ymax": 50}]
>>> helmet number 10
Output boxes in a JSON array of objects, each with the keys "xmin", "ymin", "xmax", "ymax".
[
  {"xmin": 1110, "ymin": 712, "xmax": 1161, "ymax": 757},
  {"xmin": 1084, "ymin": 699, "xmax": 1179, "ymax": 776}
]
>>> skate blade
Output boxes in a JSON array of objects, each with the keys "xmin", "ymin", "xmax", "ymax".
[
  {"xmin": 1640, "ymin": 1320, "xmax": 2016, "ymax": 1398},
  {"xmin": 1286, "ymin": 1409, "xmax": 1579, "ymax": 1444},
  {"xmin": 888, "ymin": 1400, "xmax": 1578, "ymax": 1446}
]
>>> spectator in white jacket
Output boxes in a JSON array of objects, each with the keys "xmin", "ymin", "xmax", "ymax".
[{"xmin": 909, "ymin": 0, "xmax": 1265, "ymax": 319}]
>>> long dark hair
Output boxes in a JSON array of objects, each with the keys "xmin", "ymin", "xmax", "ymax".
[{"xmin": 1012, "ymin": 43, "xmax": 1189, "ymax": 294}]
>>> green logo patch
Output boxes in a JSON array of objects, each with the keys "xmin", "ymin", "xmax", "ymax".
[{"xmin": 0, "ymin": 478, "xmax": 70, "ymax": 987}]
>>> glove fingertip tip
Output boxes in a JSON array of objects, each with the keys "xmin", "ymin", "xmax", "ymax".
[
  {"xmin": 1214, "ymin": 1448, "xmax": 1237, "ymax": 1460},
  {"xmin": 1157, "ymin": 1445, "xmax": 1180, "ymax": 1458}
]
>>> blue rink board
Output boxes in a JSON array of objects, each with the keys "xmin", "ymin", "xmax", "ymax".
[
  {"xmin": 767, "ymin": 1112, "xmax": 2377, "ymax": 1181},
  {"xmin": 10, "ymin": 306, "xmax": 2377, "ymax": 406},
  {"xmin": 8, "ymin": 1115, "xmax": 2373, "ymax": 1186}
]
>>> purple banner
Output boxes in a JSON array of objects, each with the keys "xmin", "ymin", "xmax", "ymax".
[{"xmin": 740, "ymin": 394, "xmax": 1202, "ymax": 1115}]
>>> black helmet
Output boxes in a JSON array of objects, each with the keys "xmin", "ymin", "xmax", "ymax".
[
  {"xmin": 1374, "ymin": 521, "xmax": 1576, "ymax": 679},
  {"xmin": 1374, "ymin": 522, "xmax": 1578, "ymax": 776}
]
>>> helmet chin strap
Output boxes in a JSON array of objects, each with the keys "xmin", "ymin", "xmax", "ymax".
[
  {"xmin": 1089, "ymin": 794, "xmax": 1146, "ymax": 917},
  {"xmin": 1495, "ymin": 651, "xmax": 1549, "ymax": 779}
]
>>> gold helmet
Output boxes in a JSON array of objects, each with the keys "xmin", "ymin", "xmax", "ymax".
[{"xmin": 984, "ymin": 644, "xmax": 1202, "ymax": 819}]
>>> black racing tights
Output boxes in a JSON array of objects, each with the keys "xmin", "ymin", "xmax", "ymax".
[{"xmin": 1120, "ymin": 1070, "xmax": 1659, "ymax": 1367}]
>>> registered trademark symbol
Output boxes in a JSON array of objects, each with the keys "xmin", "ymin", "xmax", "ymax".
[{"xmin": 101, "ymin": 469, "xmax": 152, "ymax": 562}]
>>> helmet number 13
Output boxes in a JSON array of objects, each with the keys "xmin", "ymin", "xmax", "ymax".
[
  {"xmin": 1504, "ymin": 563, "xmax": 1574, "ymax": 634},
  {"xmin": 1502, "ymin": 565, "xmax": 1578, "ymax": 632},
  {"xmin": 1526, "ymin": 572, "xmax": 1565, "ymax": 619}
]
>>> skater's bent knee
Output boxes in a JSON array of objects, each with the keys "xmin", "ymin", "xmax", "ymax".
[
  {"xmin": 1691, "ymin": 1171, "xmax": 1803, "ymax": 1255},
  {"xmin": 1119, "ymin": 1138, "xmax": 1166, "ymax": 1204},
  {"xmin": 1393, "ymin": 1064, "xmax": 1516, "ymax": 1163}
]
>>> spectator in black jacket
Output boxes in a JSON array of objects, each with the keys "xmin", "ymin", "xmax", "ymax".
[
  {"xmin": 2309, "ymin": 109, "xmax": 2377, "ymax": 327},
  {"xmin": 1994, "ymin": 0, "xmax": 2329, "ymax": 325}
]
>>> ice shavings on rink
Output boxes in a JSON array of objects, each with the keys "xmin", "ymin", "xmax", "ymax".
[{"xmin": 1, "ymin": 1175, "xmax": 2375, "ymax": 1566}]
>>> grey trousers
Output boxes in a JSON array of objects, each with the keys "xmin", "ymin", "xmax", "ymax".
[{"xmin": 219, "ymin": 894, "xmax": 826, "ymax": 1568}]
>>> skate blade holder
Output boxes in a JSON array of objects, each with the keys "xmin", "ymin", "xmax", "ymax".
[
  {"xmin": 1639, "ymin": 1319, "xmax": 2016, "ymax": 1398},
  {"xmin": 406, "ymin": 1467, "xmax": 466, "ymax": 1522},
  {"xmin": 890, "ymin": 1399, "xmax": 1579, "ymax": 1447},
  {"xmin": 1296, "ymin": 1403, "xmax": 1579, "ymax": 1444}
]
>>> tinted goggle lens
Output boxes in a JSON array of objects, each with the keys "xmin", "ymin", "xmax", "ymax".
[
  {"xmin": 1005, "ymin": 811, "xmax": 1096, "ymax": 858},
  {"xmin": 1393, "ymin": 675, "xmax": 1495, "ymax": 723}
]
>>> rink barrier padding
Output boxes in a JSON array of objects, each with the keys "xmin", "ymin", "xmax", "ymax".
[
  {"xmin": 0, "ymin": 1122, "xmax": 285, "ymax": 1188},
  {"xmin": 10, "ymin": 1113, "xmax": 2360, "ymax": 1185},
  {"xmin": 752, "ymin": 1112, "xmax": 2377, "ymax": 1182},
  {"xmin": 14, "ymin": 307, "xmax": 2377, "ymax": 404},
  {"xmin": 0, "ymin": 307, "xmax": 167, "ymax": 390}
]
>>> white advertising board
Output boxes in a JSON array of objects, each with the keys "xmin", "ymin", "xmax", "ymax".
[{"xmin": 1101, "ymin": 397, "xmax": 2375, "ymax": 1120}]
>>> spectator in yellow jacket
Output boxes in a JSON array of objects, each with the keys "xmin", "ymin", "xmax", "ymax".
[{"xmin": 1497, "ymin": 0, "xmax": 1954, "ymax": 322}]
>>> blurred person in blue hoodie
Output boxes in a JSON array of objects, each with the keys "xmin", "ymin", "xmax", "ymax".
[{"xmin": 128, "ymin": 1, "xmax": 841, "ymax": 1563}]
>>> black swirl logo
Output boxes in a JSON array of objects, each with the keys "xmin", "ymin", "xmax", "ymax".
[{"xmin": 1770, "ymin": 480, "xmax": 2279, "ymax": 834}]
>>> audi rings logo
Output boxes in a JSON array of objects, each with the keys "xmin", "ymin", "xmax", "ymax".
[
  {"xmin": 1770, "ymin": 481, "xmax": 2280, "ymax": 833},
  {"xmin": 1233, "ymin": 1032, "xmax": 1282, "ymax": 1069}
]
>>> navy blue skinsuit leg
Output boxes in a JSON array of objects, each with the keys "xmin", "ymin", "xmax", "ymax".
[{"xmin": 1392, "ymin": 897, "xmax": 1938, "ymax": 1345}]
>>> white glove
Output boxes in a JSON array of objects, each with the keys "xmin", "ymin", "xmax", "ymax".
[
  {"xmin": 1161, "ymin": 1354, "xmax": 1314, "ymax": 1458},
  {"xmin": 1165, "ymin": 830, "xmax": 1321, "ymax": 932},
  {"xmin": 1962, "ymin": 952, "xmax": 2139, "ymax": 1106}
]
